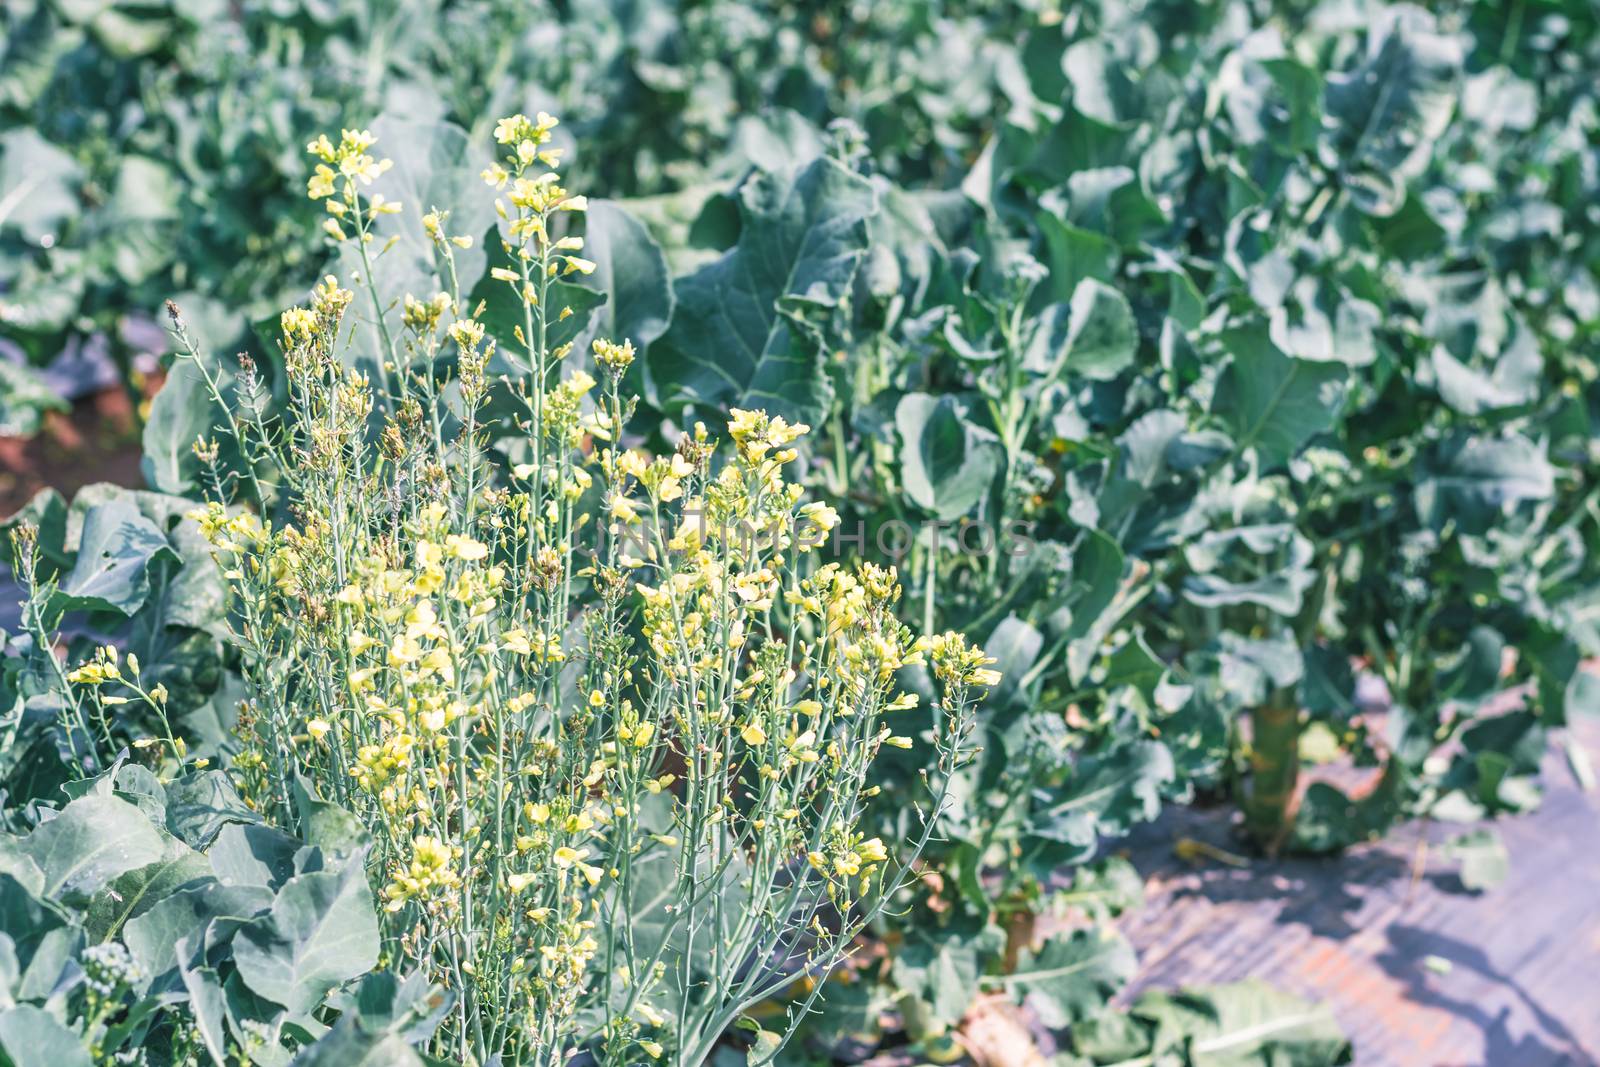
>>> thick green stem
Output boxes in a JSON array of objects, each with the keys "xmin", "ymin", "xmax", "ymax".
[{"xmin": 1242, "ymin": 691, "xmax": 1300, "ymax": 853}]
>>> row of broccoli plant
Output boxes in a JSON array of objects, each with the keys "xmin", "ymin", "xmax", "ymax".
[
  {"xmin": 0, "ymin": 0, "xmax": 1042, "ymax": 427},
  {"xmin": 630, "ymin": 0, "xmax": 1599, "ymax": 1040},
  {"xmin": 0, "ymin": 109, "xmax": 1351, "ymax": 1064},
  {"xmin": 0, "ymin": 0, "xmax": 1594, "ymax": 1061},
  {"xmin": 37, "ymin": 1, "xmax": 1597, "ymax": 1058}
]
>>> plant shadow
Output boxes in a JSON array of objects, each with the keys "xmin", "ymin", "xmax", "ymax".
[
  {"xmin": 1375, "ymin": 925, "xmax": 1594, "ymax": 1067},
  {"xmin": 1121, "ymin": 805, "xmax": 1416, "ymax": 942}
]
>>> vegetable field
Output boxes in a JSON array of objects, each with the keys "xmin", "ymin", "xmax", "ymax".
[{"xmin": 1, "ymin": 1, "xmax": 1597, "ymax": 1064}]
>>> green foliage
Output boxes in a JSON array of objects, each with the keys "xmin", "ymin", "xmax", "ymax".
[
  {"xmin": 649, "ymin": 156, "xmax": 875, "ymax": 426},
  {"xmin": 0, "ymin": 0, "xmax": 1040, "ymax": 374},
  {"xmin": 0, "ymin": 758, "xmax": 435, "ymax": 1063},
  {"xmin": 1071, "ymin": 979, "xmax": 1350, "ymax": 1065},
  {"xmin": 2, "ymin": 0, "xmax": 1597, "ymax": 1060},
  {"xmin": 999, "ymin": 928, "xmax": 1138, "ymax": 1029}
]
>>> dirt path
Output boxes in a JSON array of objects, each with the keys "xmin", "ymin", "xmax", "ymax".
[{"xmin": 1119, "ymin": 720, "xmax": 1600, "ymax": 1066}]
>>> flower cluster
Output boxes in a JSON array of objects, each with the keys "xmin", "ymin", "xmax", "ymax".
[
  {"xmin": 81, "ymin": 942, "xmax": 143, "ymax": 999},
  {"xmin": 306, "ymin": 128, "xmax": 399, "ymax": 242},
  {"xmin": 190, "ymin": 118, "xmax": 987, "ymax": 1067}
]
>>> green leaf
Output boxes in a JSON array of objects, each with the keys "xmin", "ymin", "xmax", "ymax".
[
  {"xmin": 176, "ymin": 941, "xmax": 230, "ymax": 1066},
  {"xmin": 292, "ymin": 1025, "xmax": 430, "ymax": 1067},
  {"xmin": 1268, "ymin": 276, "xmax": 1379, "ymax": 366},
  {"xmin": 1060, "ymin": 278, "xmax": 1138, "ymax": 380},
  {"xmin": 1182, "ymin": 525, "xmax": 1316, "ymax": 616},
  {"xmin": 20, "ymin": 794, "xmax": 167, "ymax": 900},
  {"xmin": 232, "ymin": 860, "xmax": 381, "ymax": 1014},
  {"xmin": 1213, "ymin": 329, "xmax": 1347, "ymax": 468},
  {"xmin": 1414, "ymin": 433, "xmax": 1555, "ymax": 533},
  {"xmin": 1210, "ymin": 631, "xmax": 1307, "ymax": 708},
  {"xmin": 106, "ymin": 155, "xmax": 181, "ymax": 284},
  {"xmin": 0, "ymin": 360, "xmax": 68, "ymax": 438},
  {"xmin": 1126, "ymin": 979, "xmax": 1350, "ymax": 1065},
  {"xmin": 141, "ymin": 358, "xmax": 216, "ymax": 495},
  {"xmin": 1324, "ymin": 6, "xmax": 1463, "ymax": 217},
  {"xmin": 1064, "ymin": 529, "xmax": 1128, "ymax": 644},
  {"xmin": 1431, "ymin": 333, "xmax": 1542, "ymax": 415},
  {"xmin": 0, "ymin": 1005, "xmax": 91, "ymax": 1067},
  {"xmin": 291, "ymin": 775, "xmax": 371, "ymax": 863},
  {"xmin": 895, "ymin": 393, "xmax": 1002, "ymax": 520},
  {"xmin": 890, "ymin": 917, "xmax": 1005, "ymax": 1028},
  {"xmin": 208, "ymin": 824, "xmax": 302, "ymax": 890},
  {"xmin": 648, "ymin": 157, "xmax": 876, "ymax": 426},
  {"xmin": 1037, "ymin": 211, "xmax": 1118, "ymax": 304},
  {"xmin": 163, "ymin": 771, "xmax": 262, "ymax": 850},
  {"xmin": 83, "ymin": 834, "xmax": 210, "ymax": 942},
  {"xmin": 0, "ymin": 129, "xmax": 81, "ymax": 244},
  {"xmin": 580, "ymin": 199, "xmax": 676, "ymax": 351},
  {"xmin": 124, "ymin": 882, "xmax": 273, "ymax": 984},
  {"xmin": 0, "ymin": 488, "xmax": 69, "ymax": 569},
  {"xmin": 1027, "ymin": 740, "xmax": 1174, "ymax": 858},
  {"xmin": 998, "ymin": 928, "xmax": 1136, "ymax": 1028},
  {"xmin": 1218, "ymin": 51, "xmax": 1324, "ymax": 156},
  {"xmin": 0, "ymin": 872, "xmax": 67, "ymax": 994},
  {"xmin": 1102, "ymin": 631, "xmax": 1165, "ymax": 703},
  {"xmin": 1445, "ymin": 829, "xmax": 1508, "ymax": 892},
  {"xmin": 864, "ymin": 180, "xmax": 952, "ymax": 308},
  {"xmin": 159, "ymin": 508, "xmax": 229, "ymax": 634},
  {"xmin": 54, "ymin": 495, "xmax": 179, "ymax": 616},
  {"xmin": 983, "ymin": 615, "xmax": 1045, "ymax": 711},
  {"xmin": 1055, "ymin": 857, "xmax": 1144, "ymax": 920}
]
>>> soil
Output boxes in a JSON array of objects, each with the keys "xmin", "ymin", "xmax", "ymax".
[
  {"xmin": 0, "ymin": 389, "xmax": 145, "ymax": 517},
  {"xmin": 1118, "ymin": 715, "xmax": 1600, "ymax": 1067}
]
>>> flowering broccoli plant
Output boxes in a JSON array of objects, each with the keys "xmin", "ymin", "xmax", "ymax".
[{"xmin": 172, "ymin": 118, "xmax": 987, "ymax": 1066}]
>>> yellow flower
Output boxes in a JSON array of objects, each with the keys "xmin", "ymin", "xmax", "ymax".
[
  {"xmin": 416, "ymin": 540, "xmax": 443, "ymax": 569},
  {"xmin": 593, "ymin": 338, "xmax": 636, "ymax": 374},
  {"xmin": 306, "ymin": 164, "xmax": 337, "ymax": 200},
  {"xmin": 740, "ymin": 723, "xmax": 767, "ymax": 746},
  {"xmin": 799, "ymin": 501, "xmax": 839, "ymax": 531},
  {"xmin": 610, "ymin": 495, "xmax": 641, "ymax": 523},
  {"xmin": 445, "ymin": 534, "xmax": 489, "ymax": 561},
  {"xmin": 307, "ymin": 719, "xmax": 331, "ymax": 742},
  {"xmin": 389, "ymin": 633, "xmax": 423, "ymax": 665}
]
